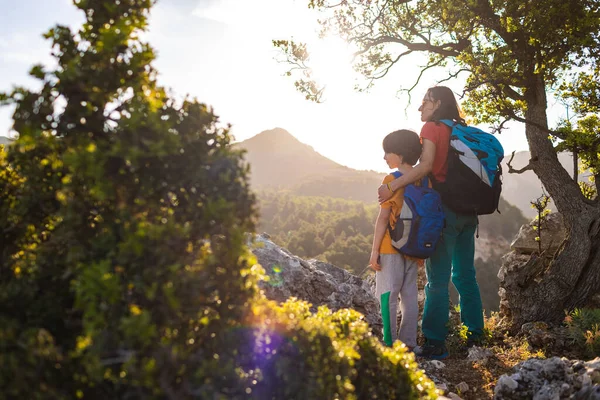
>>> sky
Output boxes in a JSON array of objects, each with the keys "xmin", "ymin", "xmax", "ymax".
[{"xmin": 0, "ymin": 0, "xmax": 562, "ymax": 173}]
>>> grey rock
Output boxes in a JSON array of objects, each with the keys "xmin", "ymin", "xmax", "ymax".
[
  {"xmin": 251, "ymin": 234, "xmax": 382, "ymax": 334},
  {"xmin": 429, "ymin": 360, "xmax": 446, "ymax": 369},
  {"xmin": 494, "ymin": 357, "xmax": 600, "ymax": 400},
  {"xmin": 582, "ymin": 374, "xmax": 593, "ymax": 388},
  {"xmin": 575, "ymin": 385, "xmax": 600, "ymax": 400},
  {"xmin": 532, "ymin": 385, "xmax": 560, "ymax": 400},
  {"xmin": 436, "ymin": 383, "xmax": 448, "ymax": 391},
  {"xmin": 586, "ymin": 358, "xmax": 600, "ymax": 370},
  {"xmin": 510, "ymin": 212, "xmax": 566, "ymax": 255},
  {"xmin": 560, "ymin": 383, "xmax": 571, "ymax": 397},
  {"xmin": 467, "ymin": 346, "xmax": 493, "ymax": 362},
  {"xmin": 456, "ymin": 381, "xmax": 469, "ymax": 393},
  {"xmin": 495, "ymin": 375, "xmax": 519, "ymax": 397}
]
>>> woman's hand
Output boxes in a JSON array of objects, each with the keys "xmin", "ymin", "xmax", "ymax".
[
  {"xmin": 369, "ymin": 251, "xmax": 381, "ymax": 271},
  {"xmin": 377, "ymin": 184, "xmax": 393, "ymax": 204}
]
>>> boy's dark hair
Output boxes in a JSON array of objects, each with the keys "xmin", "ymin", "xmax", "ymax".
[
  {"xmin": 427, "ymin": 86, "xmax": 467, "ymax": 125},
  {"xmin": 382, "ymin": 129, "xmax": 422, "ymax": 166}
]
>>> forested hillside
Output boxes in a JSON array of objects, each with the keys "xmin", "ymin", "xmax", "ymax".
[{"xmin": 256, "ymin": 190, "xmax": 527, "ymax": 312}]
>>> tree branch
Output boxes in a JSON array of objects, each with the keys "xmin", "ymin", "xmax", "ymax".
[
  {"xmin": 491, "ymin": 117, "xmax": 511, "ymax": 135},
  {"xmin": 470, "ymin": 0, "xmax": 519, "ymax": 47},
  {"xmin": 506, "ymin": 150, "xmax": 534, "ymax": 174},
  {"xmin": 503, "ymin": 108, "xmax": 563, "ymax": 136},
  {"xmin": 371, "ymin": 50, "xmax": 412, "ymax": 80},
  {"xmin": 437, "ymin": 68, "xmax": 471, "ymax": 86},
  {"xmin": 503, "ymin": 85, "xmax": 525, "ymax": 101},
  {"xmin": 397, "ymin": 57, "xmax": 446, "ymax": 112},
  {"xmin": 354, "ymin": 34, "xmax": 468, "ymax": 58}
]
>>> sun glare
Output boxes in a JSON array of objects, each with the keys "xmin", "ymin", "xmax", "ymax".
[{"xmin": 308, "ymin": 37, "xmax": 356, "ymax": 96}]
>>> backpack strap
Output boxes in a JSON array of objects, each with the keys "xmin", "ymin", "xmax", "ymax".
[
  {"xmin": 387, "ymin": 171, "xmax": 403, "ymax": 237},
  {"xmin": 439, "ymin": 119, "xmax": 455, "ymax": 128},
  {"xmin": 392, "ymin": 170, "xmax": 429, "ymax": 188}
]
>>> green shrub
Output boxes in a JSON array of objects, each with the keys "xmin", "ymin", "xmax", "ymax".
[
  {"xmin": 0, "ymin": 1, "xmax": 257, "ymax": 397},
  {"xmin": 0, "ymin": 1, "xmax": 437, "ymax": 398},
  {"xmin": 565, "ymin": 308, "xmax": 600, "ymax": 357},
  {"xmin": 242, "ymin": 299, "xmax": 437, "ymax": 399}
]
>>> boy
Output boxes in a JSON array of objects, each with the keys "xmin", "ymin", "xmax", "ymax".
[{"xmin": 369, "ymin": 129, "xmax": 422, "ymax": 349}]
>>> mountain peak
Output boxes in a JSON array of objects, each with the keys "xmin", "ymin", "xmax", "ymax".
[
  {"xmin": 246, "ymin": 127, "xmax": 300, "ymax": 146},
  {"xmin": 236, "ymin": 127, "xmax": 386, "ymax": 201}
]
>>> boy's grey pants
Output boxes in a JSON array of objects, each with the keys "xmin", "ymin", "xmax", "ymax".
[{"xmin": 375, "ymin": 253, "xmax": 419, "ymax": 348}]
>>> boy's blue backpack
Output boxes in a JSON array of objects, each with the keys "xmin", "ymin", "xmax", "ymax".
[
  {"xmin": 388, "ymin": 171, "xmax": 445, "ymax": 259},
  {"xmin": 436, "ymin": 120, "xmax": 504, "ymax": 215}
]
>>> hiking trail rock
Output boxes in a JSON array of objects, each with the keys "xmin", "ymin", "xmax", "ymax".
[
  {"xmin": 251, "ymin": 234, "xmax": 382, "ymax": 333},
  {"xmin": 510, "ymin": 212, "xmax": 566, "ymax": 255},
  {"xmin": 494, "ymin": 357, "xmax": 600, "ymax": 399}
]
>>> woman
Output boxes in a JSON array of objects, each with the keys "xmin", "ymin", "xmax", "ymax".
[{"xmin": 377, "ymin": 86, "xmax": 484, "ymax": 359}]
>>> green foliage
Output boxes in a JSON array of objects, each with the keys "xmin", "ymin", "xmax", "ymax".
[
  {"xmin": 246, "ymin": 298, "xmax": 438, "ymax": 399},
  {"xmin": 446, "ymin": 307, "xmax": 492, "ymax": 350},
  {"xmin": 530, "ymin": 194, "xmax": 551, "ymax": 253},
  {"xmin": 580, "ymin": 181, "xmax": 597, "ymax": 200},
  {"xmin": 0, "ymin": 1, "xmax": 438, "ymax": 398},
  {"xmin": 553, "ymin": 116, "xmax": 600, "ymax": 197},
  {"xmin": 276, "ymin": 0, "xmax": 600, "ymax": 125},
  {"xmin": 565, "ymin": 308, "xmax": 600, "ymax": 357},
  {"xmin": 0, "ymin": 0, "xmax": 259, "ymax": 396},
  {"xmin": 271, "ymin": 40, "xmax": 324, "ymax": 102}
]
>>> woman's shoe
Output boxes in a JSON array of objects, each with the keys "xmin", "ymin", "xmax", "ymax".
[{"xmin": 414, "ymin": 342, "xmax": 449, "ymax": 360}]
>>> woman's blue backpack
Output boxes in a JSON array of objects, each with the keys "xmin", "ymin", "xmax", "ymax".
[
  {"xmin": 388, "ymin": 171, "xmax": 445, "ymax": 259},
  {"xmin": 435, "ymin": 120, "xmax": 504, "ymax": 215}
]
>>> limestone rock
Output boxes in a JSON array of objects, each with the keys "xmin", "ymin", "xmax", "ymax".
[
  {"xmin": 456, "ymin": 381, "xmax": 469, "ymax": 393},
  {"xmin": 436, "ymin": 383, "xmax": 448, "ymax": 391},
  {"xmin": 467, "ymin": 346, "xmax": 493, "ymax": 363},
  {"xmin": 496, "ymin": 375, "xmax": 519, "ymax": 392},
  {"xmin": 251, "ymin": 234, "xmax": 382, "ymax": 333},
  {"xmin": 429, "ymin": 360, "xmax": 446, "ymax": 369},
  {"xmin": 510, "ymin": 212, "xmax": 566, "ymax": 255},
  {"xmin": 494, "ymin": 356, "xmax": 600, "ymax": 399}
]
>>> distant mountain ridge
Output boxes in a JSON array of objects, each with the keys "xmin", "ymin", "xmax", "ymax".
[
  {"xmin": 236, "ymin": 128, "xmax": 385, "ymax": 202},
  {"xmin": 237, "ymin": 127, "xmax": 575, "ymax": 218}
]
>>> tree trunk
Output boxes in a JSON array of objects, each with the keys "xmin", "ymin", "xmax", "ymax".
[{"xmin": 500, "ymin": 77, "xmax": 600, "ymax": 327}]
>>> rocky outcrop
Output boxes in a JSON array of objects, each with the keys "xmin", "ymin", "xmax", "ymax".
[
  {"xmin": 510, "ymin": 213, "xmax": 566, "ymax": 255},
  {"xmin": 494, "ymin": 357, "xmax": 600, "ymax": 399},
  {"xmin": 251, "ymin": 234, "xmax": 382, "ymax": 333},
  {"xmin": 498, "ymin": 213, "xmax": 568, "ymax": 328}
]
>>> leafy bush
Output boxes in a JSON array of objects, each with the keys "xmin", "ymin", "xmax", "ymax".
[
  {"xmin": 565, "ymin": 308, "xmax": 600, "ymax": 357},
  {"xmin": 0, "ymin": 0, "xmax": 258, "ymax": 396},
  {"xmin": 243, "ymin": 299, "xmax": 437, "ymax": 399},
  {"xmin": 0, "ymin": 1, "xmax": 437, "ymax": 399}
]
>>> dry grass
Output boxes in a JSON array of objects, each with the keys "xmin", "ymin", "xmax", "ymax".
[{"xmin": 418, "ymin": 312, "xmax": 548, "ymax": 399}]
